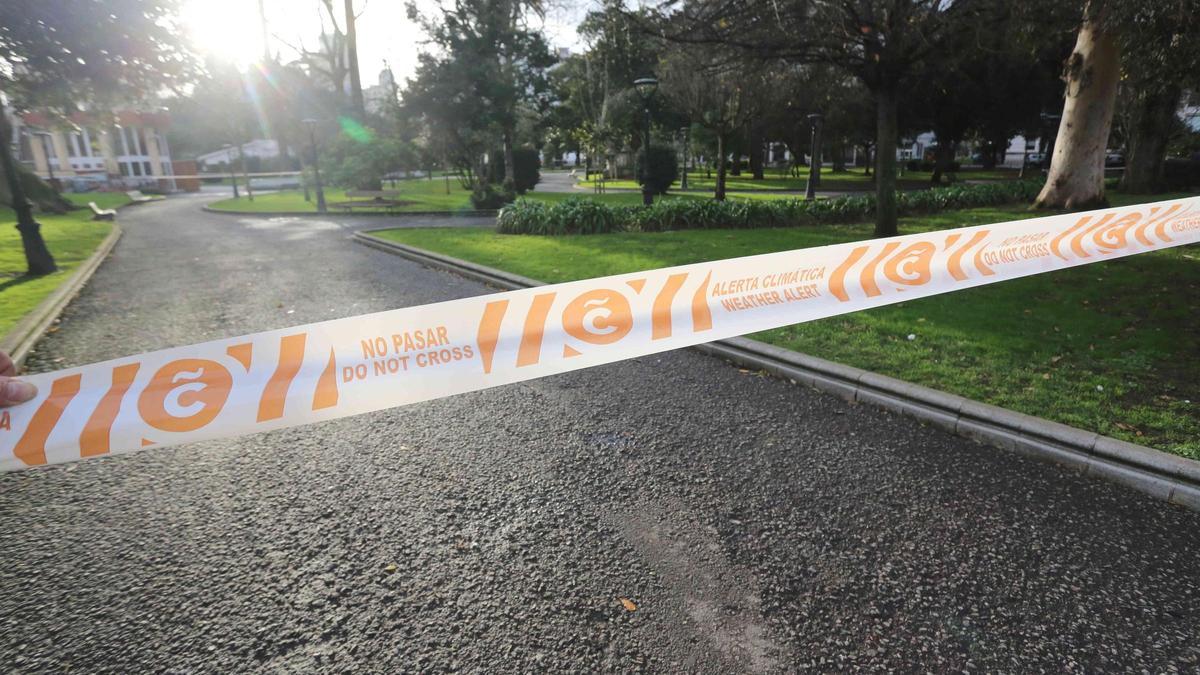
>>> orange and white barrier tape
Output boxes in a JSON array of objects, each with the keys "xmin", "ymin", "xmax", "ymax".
[{"xmin": 2, "ymin": 197, "xmax": 1197, "ymax": 472}]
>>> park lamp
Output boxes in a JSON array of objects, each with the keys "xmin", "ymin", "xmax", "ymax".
[
  {"xmin": 633, "ymin": 77, "xmax": 658, "ymax": 207},
  {"xmin": 221, "ymin": 143, "xmax": 239, "ymax": 199},
  {"xmin": 302, "ymin": 118, "xmax": 327, "ymax": 213},
  {"xmin": 633, "ymin": 77, "xmax": 658, "ymax": 102}
]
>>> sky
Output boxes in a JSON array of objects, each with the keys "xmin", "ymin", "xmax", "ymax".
[{"xmin": 180, "ymin": 0, "xmax": 591, "ymax": 86}]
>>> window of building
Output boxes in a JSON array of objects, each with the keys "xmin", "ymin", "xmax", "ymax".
[
  {"xmin": 17, "ymin": 132, "xmax": 33, "ymax": 163},
  {"xmin": 120, "ymin": 162, "xmax": 131, "ymax": 177},
  {"xmin": 116, "ymin": 126, "xmax": 130, "ymax": 156},
  {"xmin": 131, "ymin": 161, "xmax": 142, "ymax": 176},
  {"xmin": 41, "ymin": 136, "xmax": 58, "ymax": 165},
  {"xmin": 143, "ymin": 161, "xmax": 153, "ymax": 175},
  {"xmin": 84, "ymin": 129, "xmax": 101, "ymax": 157}
]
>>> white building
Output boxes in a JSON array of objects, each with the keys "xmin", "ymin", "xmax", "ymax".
[
  {"xmin": 363, "ymin": 67, "xmax": 397, "ymax": 115},
  {"xmin": 11, "ymin": 108, "xmax": 175, "ymax": 188},
  {"xmin": 196, "ymin": 139, "xmax": 280, "ymax": 169}
]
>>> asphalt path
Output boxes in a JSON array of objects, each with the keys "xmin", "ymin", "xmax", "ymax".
[{"xmin": 2, "ymin": 195, "xmax": 1198, "ymax": 673}]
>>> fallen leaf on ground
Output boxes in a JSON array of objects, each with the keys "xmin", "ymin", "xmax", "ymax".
[
  {"xmin": 383, "ymin": 563, "xmax": 397, "ymax": 574},
  {"xmin": 619, "ymin": 598, "xmax": 637, "ymax": 612}
]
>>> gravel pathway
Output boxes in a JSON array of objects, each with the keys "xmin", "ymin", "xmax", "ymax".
[{"xmin": 2, "ymin": 196, "xmax": 1198, "ymax": 673}]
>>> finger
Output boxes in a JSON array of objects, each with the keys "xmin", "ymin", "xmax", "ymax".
[
  {"xmin": 0, "ymin": 378, "xmax": 38, "ymax": 406},
  {"xmin": 0, "ymin": 352, "xmax": 15, "ymax": 377}
]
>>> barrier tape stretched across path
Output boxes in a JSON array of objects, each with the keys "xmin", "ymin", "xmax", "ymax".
[{"xmin": 2, "ymin": 197, "xmax": 1197, "ymax": 472}]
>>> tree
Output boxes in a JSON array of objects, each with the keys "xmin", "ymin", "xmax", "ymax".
[
  {"xmin": 652, "ymin": 0, "xmax": 999, "ymax": 237},
  {"xmin": 1034, "ymin": 5, "xmax": 1120, "ymax": 209},
  {"xmin": 407, "ymin": 0, "xmax": 555, "ymax": 192},
  {"xmin": 0, "ymin": 0, "xmax": 196, "ymax": 275},
  {"xmin": 163, "ymin": 58, "xmax": 258, "ymax": 159},
  {"xmin": 546, "ymin": 2, "xmax": 663, "ymax": 179},
  {"xmin": 1036, "ymin": 0, "xmax": 1200, "ymax": 206},
  {"xmin": 659, "ymin": 46, "xmax": 750, "ymax": 201},
  {"xmin": 344, "ymin": 0, "xmax": 367, "ymax": 119},
  {"xmin": 326, "ymin": 131, "xmax": 418, "ymax": 188},
  {"xmin": 1115, "ymin": 1, "xmax": 1200, "ymax": 193}
]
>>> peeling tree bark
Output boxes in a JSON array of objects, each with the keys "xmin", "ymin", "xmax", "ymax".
[{"xmin": 1035, "ymin": 19, "xmax": 1121, "ymax": 210}]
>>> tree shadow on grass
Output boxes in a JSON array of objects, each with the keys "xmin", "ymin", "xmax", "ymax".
[{"xmin": 0, "ymin": 273, "xmax": 47, "ymax": 294}]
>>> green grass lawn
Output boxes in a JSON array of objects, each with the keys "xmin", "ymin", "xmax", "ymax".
[
  {"xmin": 207, "ymin": 180, "xmax": 823, "ymax": 213},
  {"xmin": 580, "ymin": 167, "xmax": 1023, "ymax": 192},
  {"xmin": 1, "ymin": 192, "xmax": 129, "ymax": 340},
  {"xmin": 370, "ymin": 190, "xmax": 1200, "ymax": 458}
]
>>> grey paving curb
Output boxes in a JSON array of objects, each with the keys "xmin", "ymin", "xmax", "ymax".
[
  {"xmin": 200, "ymin": 205, "xmax": 498, "ymax": 218},
  {"xmin": 2, "ymin": 222, "xmax": 123, "ymax": 369},
  {"xmin": 352, "ymin": 228, "xmax": 1200, "ymax": 512}
]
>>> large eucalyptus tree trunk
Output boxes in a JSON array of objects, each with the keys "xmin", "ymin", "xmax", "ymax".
[
  {"xmin": 1119, "ymin": 84, "xmax": 1182, "ymax": 194},
  {"xmin": 1035, "ymin": 19, "xmax": 1121, "ymax": 210}
]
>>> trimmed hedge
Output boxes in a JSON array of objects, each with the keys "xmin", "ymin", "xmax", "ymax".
[
  {"xmin": 636, "ymin": 144, "xmax": 679, "ymax": 195},
  {"xmin": 496, "ymin": 180, "xmax": 1043, "ymax": 235},
  {"xmin": 488, "ymin": 147, "xmax": 541, "ymax": 193}
]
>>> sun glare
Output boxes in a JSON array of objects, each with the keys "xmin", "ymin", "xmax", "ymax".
[{"xmin": 180, "ymin": 0, "xmax": 264, "ymax": 67}]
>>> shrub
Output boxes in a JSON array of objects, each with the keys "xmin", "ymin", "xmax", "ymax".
[
  {"xmin": 327, "ymin": 133, "xmax": 418, "ymax": 191},
  {"xmin": 488, "ymin": 148, "xmax": 541, "ymax": 194},
  {"xmin": 470, "ymin": 183, "xmax": 515, "ymax": 210},
  {"xmin": 636, "ymin": 144, "xmax": 679, "ymax": 195},
  {"xmin": 498, "ymin": 197, "xmax": 624, "ymax": 234},
  {"xmin": 494, "ymin": 180, "xmax": 1043, "ymax": 235}
]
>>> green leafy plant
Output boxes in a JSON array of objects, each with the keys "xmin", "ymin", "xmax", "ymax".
[
  {"xmin": 495, "ymin": 181, "xmax": 1043, "ymax": 235},
  {"xmin": 470, "ymin": 183, "xmax": 516, "ymax": 209}
]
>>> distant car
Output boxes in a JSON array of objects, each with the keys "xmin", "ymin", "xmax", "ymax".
[
  {"xmin": 1105, "ymin": 152, "xmax": 1125, "ymax": 167},
  {"xmin": 1027, "ymin": 152, "xmax": 1045, "ymax": 165}
]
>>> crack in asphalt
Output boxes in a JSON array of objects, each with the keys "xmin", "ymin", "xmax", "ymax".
[{"xmin": 1, "ymin": 196, "xmax": 1198, "ymax": 673}]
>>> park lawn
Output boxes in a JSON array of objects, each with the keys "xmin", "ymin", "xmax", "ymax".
[
  {"xmin": 371, "ymin": 191, "xmax": 1200, "ymax": 458},
  {"xmin": 579, "ymin": 167, "xmax": 1023, "ymax": 192},
  {"xmin": 208, "ymin": 183, "xmax": 812, "ymax": 213},
  {"xmin": 209, "ymin": 181, "xmax": 477, "ymax": 213},
  {"xmin": 1, "ymin": 193, "xmax": 130, "ymax": 339}
]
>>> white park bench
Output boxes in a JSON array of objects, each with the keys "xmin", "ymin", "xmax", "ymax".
[{"xmin": 88, "ymin": 201, "xmax": 117, "ymax": 221}]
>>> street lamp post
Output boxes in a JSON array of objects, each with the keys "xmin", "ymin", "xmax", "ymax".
[
  {"xmin": 634, "ymin": 77, "xmax": 658, "ymax": 206},
  {"xmin": 222, "ymin": 144, "xmax": 239, "ymax": 198},
  {"xmin": 805, "ymin": 113, "xmax": 823, "ymax": 201},
  {"xmin": 679, "ymin": 126, "xmax": 690, "ymax": 191},
  {"xmin": 238, "ymin": 142, "xmax": 254, "ymax": 202},
  {"xmin": 303, "ymin": 119, "xmax": 327, "ymax": 213}
]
